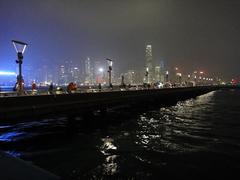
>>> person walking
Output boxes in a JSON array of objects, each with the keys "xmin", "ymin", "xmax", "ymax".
[{"xmin": 31, "ymin": 81, "xmax": 37, "ymax": 95}]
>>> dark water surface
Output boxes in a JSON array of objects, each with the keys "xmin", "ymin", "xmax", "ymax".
[{"xmin": 1, "ymin": 89, "xmax": 240, "ymax": 179}]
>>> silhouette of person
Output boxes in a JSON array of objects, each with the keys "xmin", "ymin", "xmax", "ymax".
[{"xmin": 48, "ymin": 83, "xmax": 54, "ymax": 94}]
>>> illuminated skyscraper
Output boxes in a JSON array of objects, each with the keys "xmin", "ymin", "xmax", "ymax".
[
  {"xmin": 155, "ymin": 66, "xmax": 161, "ymax": 82},
  {"xmin": 58, "ymin": 65, "xmax": 67, "ymax": 85},
  {"xmin": 145, "ymin": 45, "xmax": 153, "ymax": 83},
  {"xmin": 155, "ymin": 60, "xmax": 165, "ymax": 82},
  {"xmin": 72, "ymin": 67, "xmax": 80, "ymax": 84},
  {"xmin": 84, "ymin": 57, "xmax": 94, "ymax": 84}
]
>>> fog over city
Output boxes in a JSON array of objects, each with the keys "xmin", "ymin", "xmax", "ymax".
[{"xmin": 0, "ymin": 0, "xmax": 240, "ymax": 83}]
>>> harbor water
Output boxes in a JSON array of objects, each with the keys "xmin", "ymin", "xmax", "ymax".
[{"xmin": 0, "ymin": 89, "xmax": 240, "ymax": 179}]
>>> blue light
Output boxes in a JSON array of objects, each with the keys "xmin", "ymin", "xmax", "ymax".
[
  {"xmin": 0, "ymin": 71, "xmax": 16, "ymax": 76},
  {"xmin": 0, "ymin": 132, "xmax": 24, "ymax": 142}
]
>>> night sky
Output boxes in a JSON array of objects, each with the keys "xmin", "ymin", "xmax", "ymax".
[{"xmin": 0, "ymin": 0, "xmax": 240, "ymax": 79}]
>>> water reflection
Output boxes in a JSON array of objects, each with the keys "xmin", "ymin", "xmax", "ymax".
[
  {"xmin": 5, "ymin": 150, "xmax": 21, "ymax": 157},
  {"xmin": 0, "ymin": 132, "xmax": 25, "ymax": 142},
  {"xmin": 1, "ymin": 90, "xmax": 239, "ymax": 179},
  {"xmin": 136, "ymin": 91, "xmax": 216, "ymax": 153},
  {"xmin": 102, "ymin": 155, "xmax": 118, "ymax": 175},
  {"xmin": 99, "ymin": 137, "xmax": 118, "ymax": 175},
  {"xmin": 100, "ymin": 137, "xmax": 117, "ymax": 155}
]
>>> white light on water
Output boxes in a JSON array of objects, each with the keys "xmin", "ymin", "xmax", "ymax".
[{"xmin": 0, "ymin": 71, "xmax": 16, "ymax": 76}]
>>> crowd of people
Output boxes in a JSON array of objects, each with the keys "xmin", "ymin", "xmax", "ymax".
[{"xmin": 11, "ymin": 81, "xmax": 170, "ymax": 96}]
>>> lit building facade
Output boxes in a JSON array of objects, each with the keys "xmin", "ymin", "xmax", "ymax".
[
  {"xmin": 58, "ymin": 65, "xmax": 67, "ymax": 85},
  {"xmin": 84, "ymin": 57, "xmax": 94, "ymax": 85},
  {"xmin": 145, "ymin": 45, "xmax": 154, "ymax": 84}
]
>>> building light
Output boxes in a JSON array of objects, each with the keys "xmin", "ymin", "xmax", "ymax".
[
  {"xmin": 176, "ymin": 72, "xmax": 182, "ymax": 76},
  {"xmin": 99, "ymin": 68, "xmax": 104, "ymax": 72},
  {"xmin": 0, "ymin": 71, "xmax": 16, "ymax": 76}
]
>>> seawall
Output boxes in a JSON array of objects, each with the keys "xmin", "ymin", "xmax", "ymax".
[{"xmin": 0, "ymin": 86, "xmax": 224, "ymax": 121}]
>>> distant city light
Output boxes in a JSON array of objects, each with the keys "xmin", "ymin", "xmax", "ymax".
[
  {"xmin": 0, "ymin": 71, "xmax": 16, "ymax": 76},
  {"xmin": 176, "ymin": 72, "xmax": 182, "ymax": 77},
  {"xmin": 99, "ymin": 68, "xmax": 104, "ymax": 72}
]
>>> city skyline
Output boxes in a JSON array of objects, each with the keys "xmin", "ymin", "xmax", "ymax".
[
  {"xmin": 0, "ymin": 0, "xmax": 240, "ymax": 81},
  {"xmin": 0, "ymin": 43, "xmax": 229, "ymax": 86}
]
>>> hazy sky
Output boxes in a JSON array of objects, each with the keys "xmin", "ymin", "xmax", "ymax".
[{"xmin": 0, "ymin": 0, "xmax": 240, "ymax": 79}]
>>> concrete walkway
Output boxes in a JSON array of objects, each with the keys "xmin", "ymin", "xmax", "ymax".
[{"xmin": 0, "ymin": 151, "xmax": 60, "ymax": 180}]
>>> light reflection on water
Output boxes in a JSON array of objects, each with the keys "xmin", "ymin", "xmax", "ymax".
[
  {"xmin": 99, "ymin": 137, "xmax": 118, "ymax": 175},
  {"xmin": 136, "ymin": 91, "xmax": 216, "ymax": 153},
  {"xmin": 0, "ymin": 90, "xmax": 240, "ymax": 178},
  {"xmin": 0, "ymin": 132, "xmax": 25, "ymax": 142}
]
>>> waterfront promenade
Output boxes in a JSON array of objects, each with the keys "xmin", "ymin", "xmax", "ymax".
[{"xmin": 0, "ymin": 85, "xmax": 236, "ymax": 121}]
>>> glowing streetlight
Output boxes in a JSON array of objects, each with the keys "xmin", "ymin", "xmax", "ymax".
[
  {"xmin": 12, "ymin": 40, "xmax": 28, "ymax": 95},
  {"xmin": 165, "ymin": 71, "xmax": 169, "ymax": 82},
  {"xmin": 99, "ymin": 67, "xmax": 104, "ymax": 73},
  {"xmin": 97, "ymin": 67, "xmax": 104, "ymax": 84}
]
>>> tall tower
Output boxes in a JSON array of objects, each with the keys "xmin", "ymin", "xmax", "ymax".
[
  {"xmin": 58, "ymin": 65, "xmax": 67, "ymax": 85},
  {"xmin": 84, "ymin": 57, "xmax": 94, "ymax": 84},
  {"xmin": 145, "ymin": 45, "xmax": 153, "ymax": 83}
]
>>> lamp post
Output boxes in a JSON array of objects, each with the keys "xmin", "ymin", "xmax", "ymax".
[
  {"xmin": 106, "ymin": 58, "xmax": 113, "ymax": 88},
  {"xmin": 12, "ymin": 40, "xmax": 28, "ymax": 95},
  {"xmin": 165, "ymin": 71, "xmax": 169, "ymax": 83},
  {"xmin": 145, "ymin": 67, "xmax": 149, "ymax": 84},
  {"xmin": 187, "ymin": 74, "xmax": 191, "ymax": 83}
]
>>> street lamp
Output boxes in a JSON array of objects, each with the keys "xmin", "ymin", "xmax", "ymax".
[
  {"xmin": 145, "ymin": 67, "xmax": 149, "ymax": 84},
  {"xmin": 165, "ymin": 71, "xmax": 169, "ymax": 82},
  {"xmin": 12, "ymin": 40, "xmax": 28, "ymax": 95},
  {"xmin": 99, "ymin": 68, "xmax": 104, "ymax": 73},
  {"xmin": 106, "ymin": 58, "xmax": 113, "ymax": 88},
  {"xmin": 194, "ymin": 75, "xmax": 197, "ymax": 85}
]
